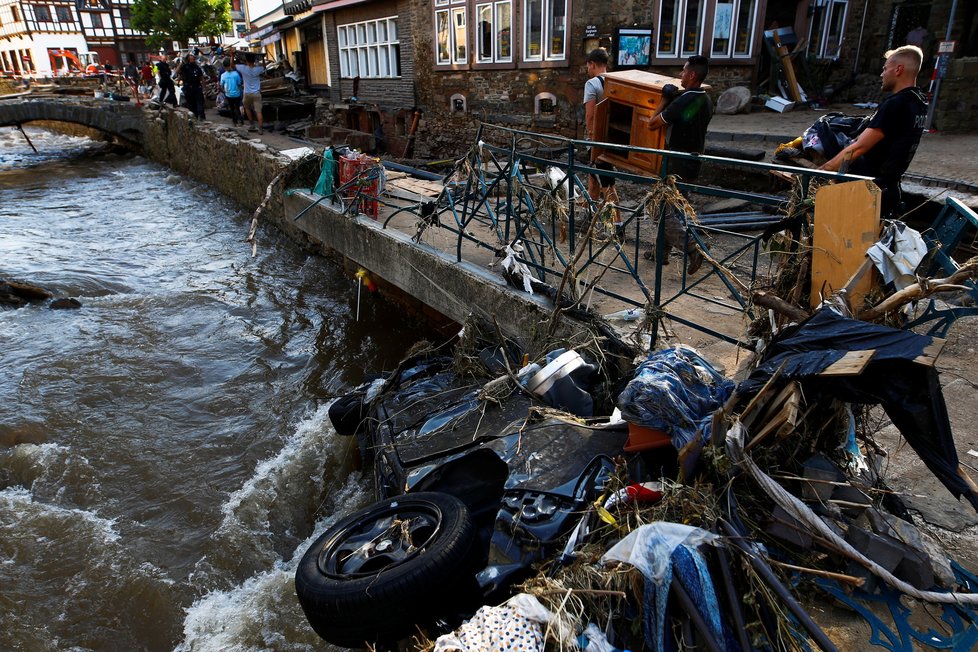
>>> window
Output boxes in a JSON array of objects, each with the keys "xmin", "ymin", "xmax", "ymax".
[
  {"xmin": 809, "ymin": 0, "xmax": 848, "ymax": 59},
  {"xmin": 523, "ymin": 0, "xmax": 566, "ymax": 61},
  {"xmin": 338, "ymin": 17, "xmax": 400, "ymax": 78},
  {"xmin": 476, "ymin": 1, "xmax": 511, "ymax": 63},
  {"xmin": 91, "ymin": 12, "xmax": 102, "ymax": 27},
  {"xmin": 435, "ymin": 2, "xmax": 466, "ymax": 65},
  {"xmin": 711, "ymin": 0, "xmax": 756, "ymax": 57},
  {"xmin": 656, "ymin": 0, "xmax": 705, "ymax": 57},
  {"xmin": 118, "ymin": 7, "xmax": 130, "ymax": 28},
  {"xmin": 435, "ymin": 0, "xmax": 568, "ymax": 67},
  {"xmin": 55, "ymin": 5, "xmax": 70, "ymax": 21},
  {"xmin": 34, "ymin": 4, "xmax": 52, "ymax": 21}
]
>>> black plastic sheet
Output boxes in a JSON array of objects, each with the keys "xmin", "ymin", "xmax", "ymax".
[{"xmin": 740, "ymin": 309, "xmax": 978, "ymax": 512}]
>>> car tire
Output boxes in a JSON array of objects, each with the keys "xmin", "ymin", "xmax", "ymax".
[{"xmin": 294, "ymin": 492, "xmax": 478, "ymax": 647}]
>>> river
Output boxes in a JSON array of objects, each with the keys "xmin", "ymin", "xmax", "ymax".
[{"xmin": 0, "ymin": 126, "xmax": 434, "ymax": 650}]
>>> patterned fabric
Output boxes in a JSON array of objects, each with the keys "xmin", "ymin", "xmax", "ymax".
[{"xmin": 434, "ymin": 604, "xmax": 544, "ymax": 652}]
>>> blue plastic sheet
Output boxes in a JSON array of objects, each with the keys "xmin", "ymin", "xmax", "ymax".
[{"xmin": 616, "ymin": 346, "xmax": 734, "ymax": 449}]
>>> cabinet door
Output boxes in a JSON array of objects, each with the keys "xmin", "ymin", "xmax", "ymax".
[{"xmin": 628, "ymin": 107, "xmax": 664, "ymax": 175}]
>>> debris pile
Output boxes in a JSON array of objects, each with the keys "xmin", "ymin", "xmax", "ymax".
[{"xmin": 412, "ymin": 183, "xmax": 978, "ymax": 650}]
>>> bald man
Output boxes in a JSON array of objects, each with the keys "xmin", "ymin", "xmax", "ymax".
[{"xmin": 821, "ymin": 45, "xmax": 928, "ymax": 217}]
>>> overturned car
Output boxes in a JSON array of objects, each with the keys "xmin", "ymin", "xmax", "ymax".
[{"xmin": 294, "ymin": 350, "xmax": 633, "ymax": 647}]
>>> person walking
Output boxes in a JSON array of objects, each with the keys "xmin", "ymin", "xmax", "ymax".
[
  {"xmin": 646, "ymin": 55, "xmax": 713, "ymax": 273},
  {"xmin": 140, "ymin": 60, "xmax": 154, "ymax": 95},
  {"xmin": 178, "ymin": 54, "xmax": 206, "ymax": 120},
  {"xmin": 156, "ymin": 59, "xmax": 177, "ymax": 107},
  {"xmin": 820, "ymin": 45, "xmax": 928, "ymax": 218},
  {"xmin": 582, "ymin": 47, "xmax": 622, "ymax": 238},
  {"xmin": 230, "ymin": 51, "xmax": 266, "ymax": 134},
  {"xmin": 220, "ymin": 58, "xmax": 244, "ymax": 126}
]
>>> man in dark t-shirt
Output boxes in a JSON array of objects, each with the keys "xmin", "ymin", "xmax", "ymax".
[
  {"xmin": 821, "ymin": 45, "xmax": 927, "ymax": 217},
  {"xmin": 646, "ymin": 55, "xmax": 713, "ymax": 273},
  {"xmin": 657, "ymin": 79, "xmax": 713, "ymax": 180}
]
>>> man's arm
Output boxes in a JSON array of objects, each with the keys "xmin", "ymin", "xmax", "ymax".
[{"xmin": 820, "ymin": 127, "xmax": 885, "ymax": 172}]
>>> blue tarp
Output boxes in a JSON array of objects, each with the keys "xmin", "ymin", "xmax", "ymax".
[{"xmin": 617, "ymin": 346, "xmax": 734, "ymax": 449}]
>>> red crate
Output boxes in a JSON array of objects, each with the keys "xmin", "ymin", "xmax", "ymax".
[{"xmin": 338, "ymin": 153, "xmax": 380, "ymax": 219}]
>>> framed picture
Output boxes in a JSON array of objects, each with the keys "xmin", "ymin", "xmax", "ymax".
[{"xmin": 613, "ymin": 26, "xmax": 653, "ymax": 69}]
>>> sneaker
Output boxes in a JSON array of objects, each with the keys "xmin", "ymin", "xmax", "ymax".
[
  {"xmin": 257, "ymin": 128, "xmax": 263, "ymax": 135},
  {"xmin": 686, "ymin": 250, "xmax": 704, "ymax": 275},
  {"xmin": 248, "ymin": 125, "xmax": 257, "ymax": 132}
]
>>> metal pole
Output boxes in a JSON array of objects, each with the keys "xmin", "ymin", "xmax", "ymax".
[
  {"xmin": 16, "ymin": 124, "xmax": 38, "ymax": 153},
  {"xmin": 924, "ymin": 0, "xmax": 959, "ymax": 131}
]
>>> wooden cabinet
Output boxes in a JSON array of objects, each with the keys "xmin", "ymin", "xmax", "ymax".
[{"xmin": 591, "ymin": 70, "xmax": 708, "ymax": 176}]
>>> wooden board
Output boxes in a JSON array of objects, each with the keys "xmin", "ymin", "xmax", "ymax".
[
  {"xmin": 386, "ymin": 176, "xmax": 445, "ymax": 201},
  {"xmin": 811, "ymin": 180, "xmax": 881, "ymax": 309},
  {"xmin": 820, "ymin": 350, "xmax": 875, "ymax": 376}
]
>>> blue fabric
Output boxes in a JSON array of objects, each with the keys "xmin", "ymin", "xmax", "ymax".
[
  {"xmin": 617, "ymin": 346, "xmax": 734, "ymax": 449},
  {"xmin": 314, "ymin": 150, "xmax": 335, "ymax": 197},
  {"xmin": 642, "ymin": 542, "xmax": 736, "ymax": 651}
]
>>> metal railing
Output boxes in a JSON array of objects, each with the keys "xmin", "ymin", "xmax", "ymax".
[
  {"xmin": 334, "ymin": 123, "xmax": 975, "ymax": 345},
  {"xmin": 415, "ymin": 123, "xmax": 862, "ymax": 347}
]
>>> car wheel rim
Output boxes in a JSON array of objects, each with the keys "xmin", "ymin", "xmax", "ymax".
[{"xmin": 318, "ymin": 503, "xmax": 442, "ymax": 579}]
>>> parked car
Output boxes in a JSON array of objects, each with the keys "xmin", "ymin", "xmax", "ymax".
[{"xmin": 294, "ymin": 352, "xmax": 630, "ymax": 647}]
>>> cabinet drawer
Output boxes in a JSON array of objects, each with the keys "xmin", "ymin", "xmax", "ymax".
[{"xmin": 604, "ymin": 82, "xmax": 661, "ymax": 109}]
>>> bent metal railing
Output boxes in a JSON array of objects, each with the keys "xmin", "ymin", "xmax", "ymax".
[
  {"xmin": 338, "ymin": 123, "xmax": 973, "ymax": 346},
  {"xmin": 392, "ymin": 122, "xmax": 862, "ymax": 348}
]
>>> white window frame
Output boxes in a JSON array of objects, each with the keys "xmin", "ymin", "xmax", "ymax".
[
  {"xmin": 475, "ymin": 0, "xmax": 512, "ymax": 63},
  {"xmin": 338, "ymin": 16, "xmax": 400, "ymax": 79},
  {"xmin": 655, "ymin": 0, "xmax": 706, "ymax": 58},
  {"xmin": 522, "ymin": 0, "xmax": 566, "ymax": 62},
  {"xmin": 434, "ymin": 1, "xmax": 467, "ymax": 66},
  {"xmin": 809, "ymin": 0, "xmax": 848, "ymax": 60},
  {"xmin": 710, "ymin": 0, "xmax": 756, "ymax": 58}
]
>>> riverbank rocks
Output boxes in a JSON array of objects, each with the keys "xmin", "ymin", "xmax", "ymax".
[{"xmin": 1, "ymin": 279, "xmax": 53, "ymax": 307}]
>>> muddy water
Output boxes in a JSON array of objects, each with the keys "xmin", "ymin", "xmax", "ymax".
[{"xmin": 0, "ymin": 127, "xmax": 433, "ymax": 650}]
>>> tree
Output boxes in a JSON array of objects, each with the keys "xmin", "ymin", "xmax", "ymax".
[{"xmin": 131, "ymin": 0, "xmax": 232, "ymax": 49}]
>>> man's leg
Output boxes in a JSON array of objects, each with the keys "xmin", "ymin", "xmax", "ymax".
[
  {"xmin": 663, "ymin": 204, "xmax": 703, "ymax": 274},
  {"xmin": 254, "ymin": 94, "xmax": 263, "ymax": 134}
]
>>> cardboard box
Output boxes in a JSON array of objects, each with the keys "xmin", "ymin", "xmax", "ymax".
[{"xmin": 765, "ymin": 96, "xmax": 795, "ymax": 113}]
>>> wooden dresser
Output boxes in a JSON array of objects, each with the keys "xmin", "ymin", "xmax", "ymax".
[{"xmin": 592, "ymin": 70, "xmax": 709, "ymax": 175}]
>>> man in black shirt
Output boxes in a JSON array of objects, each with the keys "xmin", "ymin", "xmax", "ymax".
[
  {"xmin": 646, "ymin": 55, "xmax": 713, "ymax": 272},
  {"xmin": 156, "ymin": 59, "xmax": 177, "ymax": 107},
  {"xmin": 821, "ymin": 45, "xmax": 927, "ymax": 217},
  {"xmin": 178, "ymin": 54, "xmax": 206, "ymax": 120}
]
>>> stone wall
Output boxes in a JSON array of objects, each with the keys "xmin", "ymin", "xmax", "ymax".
[
  {"xmin": 935, "ymin": 58, "xmax": 978, "ymax": 133},
  {"xmin": 137, "ymin": 108, "xmax": 586, "ymax": 345}
]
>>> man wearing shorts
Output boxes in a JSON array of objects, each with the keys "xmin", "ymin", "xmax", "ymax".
[
  {"xmin": 231, "ymin": 51, "xmax": 266, "ymax": 134},
  {"xmin": 583, "ymin": 48, "xmax": 622, "ymax": 238}
]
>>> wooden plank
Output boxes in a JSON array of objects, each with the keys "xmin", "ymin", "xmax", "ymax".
[
  {"xmin": 773, "ymin": 32, "xmax": 802, "ymax": 103},
  {"xmin": 820, "ymin": 350, "xmax": 875, "ymax": 376},
  {"xmin": 913, "ymin": 338, "xmax": 946, "ymax": 367},
  {"xmin": 811, "ymin": 180, "xmax": 881, "ymax": 309}
]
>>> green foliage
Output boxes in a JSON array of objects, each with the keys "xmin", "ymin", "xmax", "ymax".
[{"xmin": 131, "ymin": 0, "xmax": 232, "ymax": 49}]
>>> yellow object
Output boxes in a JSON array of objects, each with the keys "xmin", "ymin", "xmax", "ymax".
[{"xmin": 774, "ymin": 136, "xmax": 803, "ymax": 155}]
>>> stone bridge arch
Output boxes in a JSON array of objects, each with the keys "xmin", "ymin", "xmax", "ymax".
[{"xmin": 0, "ymin": 97, "xmax": 147, "ymax": 146}]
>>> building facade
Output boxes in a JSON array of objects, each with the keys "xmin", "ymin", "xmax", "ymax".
[
  {"xmin": 0, "ymin": 0, "xmax": 151, "ymax": 77},
  {"xmin": 1, "ymin": 0, "xmax": 90, "ymax": 76}
]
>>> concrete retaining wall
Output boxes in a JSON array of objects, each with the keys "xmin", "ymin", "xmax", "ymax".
[{"xmin": 139, "ymin": 108, "xmax": 581, "ymax": 345}]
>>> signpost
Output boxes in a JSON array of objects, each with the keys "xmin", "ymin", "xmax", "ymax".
[{"xmin": 924, "ymin": 0, "xmax": 960, "ymax": 131}]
